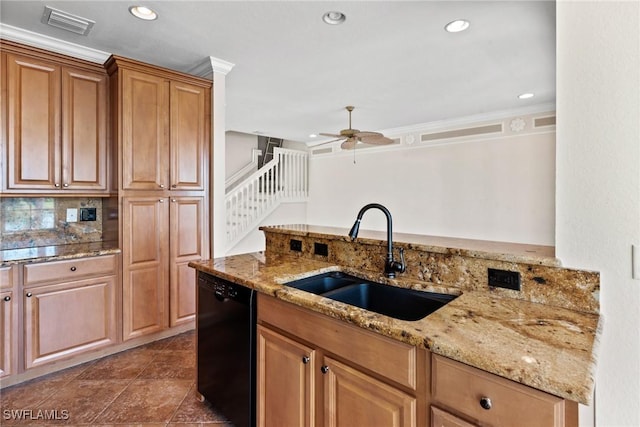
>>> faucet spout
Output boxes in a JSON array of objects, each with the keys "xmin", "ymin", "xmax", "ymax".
[{"xmin": 348, "ymin": 203, "xmax": 406, "ymax": 278}]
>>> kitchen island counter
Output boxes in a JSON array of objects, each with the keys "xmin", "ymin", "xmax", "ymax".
[{"xmin": 189, "ymin": 251, "xmax": 600, "ymax": 406}]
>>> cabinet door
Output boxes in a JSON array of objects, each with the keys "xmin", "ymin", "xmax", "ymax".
[
  {"xmin": 121, "ymin": 69, "xmax": 169, "ymax": 190},
  {"xmin": 323, "ymin": 356, "xmax": 416, "ymax": 427},
  {"xmin": 5, "ymin": 53, "xmax": 61, "ymax": 190},
  {"xmin": 169, "ymin": 196, "xmax": 207, "ymax": 326},
  {"xmin": 431, "ymin": 407, "xmax": 477, "ymax": 427},
  {"xmin": 122, "ymin": 196, "xmax": 169, "ymax": 340},
  {"xmin": 61, "ymin": 66, "xmax": 108, "ymax": 191},
  {"xmin": 257, "ymin": 325, "xmax": 315, "ymax": 427},
  {"xmin": 23, "ymin": 277, "xmax": 116, "ymax": 369},
  {"xmin": 170, "ymin": 81, "xmax": 207, "ymax": 191},
  {"xmin": 0, "ymin": 290, "xmax": 15, "ymax": 377}
]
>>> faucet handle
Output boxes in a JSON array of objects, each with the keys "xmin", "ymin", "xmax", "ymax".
[{"xmin": 395, "ymin": 247, "xmax": 406, "ymax": 274}]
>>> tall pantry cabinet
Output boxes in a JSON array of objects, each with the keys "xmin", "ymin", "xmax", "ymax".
[{"xmin": 106, "ymin": 56, "xmax": 211, "ymax": 340}]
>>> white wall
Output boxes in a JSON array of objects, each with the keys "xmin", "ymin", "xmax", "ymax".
[
  {"xmin": 556, "ymin": 1, "xmax": 640, "ymax": 426},
  {"xmin": 307, "ymin": 130, "xmax": 556, "ymax": 245},
  {"xmin": 225, "ymin": 131, "xmax": 258, "ymax": 178}
]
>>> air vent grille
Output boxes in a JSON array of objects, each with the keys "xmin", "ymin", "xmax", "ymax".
[
  {"xmin": 42, "ymin": 6, "xmax": 95, "ymax": 36},
  {"xmin": 534, "ymin": 116, "xmax": 556, "ymax": 127},
  {"xmin": 421, "ymin": 123, "xmax": 502, "ymax": 142}
]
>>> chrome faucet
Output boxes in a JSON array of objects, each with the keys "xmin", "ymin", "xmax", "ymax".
[{"xmin": 348, "ymin": 203, "xmax": 406, "ymax": 278}]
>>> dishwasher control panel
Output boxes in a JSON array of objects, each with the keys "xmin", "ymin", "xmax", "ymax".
[{"xmin": 198, "ymin": 272, "xmax": 250, "ymax": 302}]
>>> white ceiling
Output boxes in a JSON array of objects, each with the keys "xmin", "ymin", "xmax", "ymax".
[{"xmin": 0, "ymin": 1, "xmax": 556, "ymax": 144}]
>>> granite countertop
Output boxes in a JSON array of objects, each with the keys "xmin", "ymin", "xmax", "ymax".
[
  {"xmin": 262, "ymin": 224, "xmax": 561, "ymax": 267},
  {"xmin": 189, "ymin": 252, "xmax": 601, "ymax": 405},
  {"xmin": 0, "ymin": 241, "xmax": 121, "ymax": 265}
]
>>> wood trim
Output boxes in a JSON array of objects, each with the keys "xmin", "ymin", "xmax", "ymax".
[{"xmin": 0, "ymin": 40, "xmax": 107, "ymax": 74}]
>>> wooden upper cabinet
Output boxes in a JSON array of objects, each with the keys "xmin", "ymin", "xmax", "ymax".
[
  {"xmin": 5, "ymin": 53, "xmax": 61, "ymax": 190},
  {"xmin": 61, "ymin": 66, "xmax": 108, "ymax": 191},
  {"xmin": 110, "ymin": 57, "xmax": 210, "ymax": 192},
  {"xmin": 170, "ymin": 81, "xmax": 207, "ymax": 191},
  {"xmin": 121, "ymin": 69, "xmax": 169, "ymax": 191},
  {"xmin": 2, "ymin": 44, "xmax": 109, "ymax": 194}
]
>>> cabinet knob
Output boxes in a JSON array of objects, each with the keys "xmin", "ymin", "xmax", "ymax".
[
  {"xmin": 26, "ymin": 292, "xmax": 33, "ymax": 298},
  {"xmin": 63, "ymin": 183, "xmax": 69, "ymax": 188},
  {"xmin": 172, "ymin": 184, "xmax": 177, "ymax": 188},
  {"xmin": 54, "ymin": 183, "xmax": 60, "ymax": 187},
  {"xmin": 159, "ymin": 199, "xmax": 165, "ymax": 203},
  {"xmin": 320, "ymin": 365, "xmax": 330, "ymax": 374},
  {"xmin": 171, "ymin": 199, "xmax": 176, "ymax": 203},
  {"xmin": 159, "ymin": 184, "xmax": 165, "ymax": 188},
  {"xmin": 70, "ymin": 266, "xmax": 77, "ymax": 272},
  {"xmin": 3, "ymin": 296, "xmax": 10, "ymax": 302},
  {"xmin": 302, "ymin": 356, "xmax": 310, "ymax": 364},
  {"xmin": 479, "ymin": 396, "xmax": 492, "ymax": 410}
]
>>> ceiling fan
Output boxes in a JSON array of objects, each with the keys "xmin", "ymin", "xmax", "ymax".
[{"xmin": 314, "ymin": 106, "xmax": 394, "ymax": 150}]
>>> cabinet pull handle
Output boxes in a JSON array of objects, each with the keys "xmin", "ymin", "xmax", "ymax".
[
  {"xmin": 70, "ymin": 266, "xmax": 77, "ymax": 272},
  {"xmin": 26, "ymin": 292, "xmax": 33, "ymax": 298},
  {"xmin": 302, "ymin": 356, "xmax": 310, "ymax": 364},
  {"xmin": 3, "ymin": 296, "xmax": 10, "ymax": 302},
  {"xmin": 320, "ymin": 365, "xmax": 329, "ymax": 374},
  {"xmin": 479, "ymin": 397, "xmax": 492, "ymax": 410}
]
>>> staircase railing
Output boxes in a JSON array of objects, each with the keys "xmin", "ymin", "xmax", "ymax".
[{"xmin": 225, "ymin": 147, "xmax": 308, "ymax": 245}]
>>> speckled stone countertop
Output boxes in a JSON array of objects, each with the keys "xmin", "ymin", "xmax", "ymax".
[
  {"xmin": 262, "ymin": 224, "xmax": 561, "ymax": 266},
  {"xmin": 0, "ymin": 241, "xmax": 120, "ymax": 265},
  {"xmin": 189, "ymin": 252, "xmax": 600, "ymax": 405}
]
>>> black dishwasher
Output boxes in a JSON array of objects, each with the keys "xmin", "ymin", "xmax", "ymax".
[{"xmin": 197, "ymin": 271, "xmax": 256, "ymax": 427}]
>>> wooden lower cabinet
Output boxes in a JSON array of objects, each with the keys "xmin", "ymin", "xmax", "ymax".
[
  {"xmin": 431, "ymin": 407, "xmax": 477, "ymax": 427},
  {"xmin": 122, "ymin": 196, "xmax": 169, "ymax": 339},
  {"xmin": 324, "ymin": 356, "xmax": 416, "ymax": 427},
  {"xmin": 257, "ymin": 295, "xmax": 423, "ymax": 427},
  {"xmin": 1, "ymin": 289, "xmax": 16, "ymax": 378},
  {"xmin": 257, "ymin": 325, "xmax": 315, "ymax": 427},
  {"xmin": 122, "ymin": 195, "xmax": 207, "ymax": 339},
  {"xmin": 23, "ymin": 273, "xmax": 117, "ymax": 369}
]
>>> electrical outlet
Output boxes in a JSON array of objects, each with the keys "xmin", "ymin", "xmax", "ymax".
[
  {"xmin": 66, "ymin": 208, "xmax": 78, "ymax": 223},
  {"xmin": 488, "ymin": 268, "xmax": 521, "ymax": 291},
  {"xmin": 80, "ymin": 207, "xmax": 97, "ymax": 221},
  {"xmin": 290, "ymin": 239, "xmax": 302, "ymax": 252},
  {"xmin": 314, "ymin": 242, "xmax": 328, "ymax": 256}
]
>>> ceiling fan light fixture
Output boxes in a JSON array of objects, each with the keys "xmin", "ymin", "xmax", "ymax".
[
  {"xmin": 129, "ymin": 5, "xmax": 158, "ymax": 21},
  {"xmin": 445, "ymin": 19, "xmax": 470, "ymax": 33},
  {"xmin": 323, "ymin": 11, "xmax": 346, "ymax": 25}
]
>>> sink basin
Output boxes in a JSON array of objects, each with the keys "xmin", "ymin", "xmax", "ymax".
[
  {"xmin": 284, "ymin": 272, "xmax": 457, "ymax": 321},
  {"xmin": 284, "ymin": 271, "xmax": 362, "ymax": 294}
]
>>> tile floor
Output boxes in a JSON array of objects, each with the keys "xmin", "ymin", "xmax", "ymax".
[{"xmin": 0, "ymin": 330, "xmax": 234, "ymax": 426}]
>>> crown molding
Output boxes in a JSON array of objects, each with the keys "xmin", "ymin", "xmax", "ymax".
[
  {"xmin": 0, "ymin": 23, "xmax": 110, "ymax": 63},
  {"xmin": 188, "ymin": 56, "xmax": 235, "ymax": 78}
]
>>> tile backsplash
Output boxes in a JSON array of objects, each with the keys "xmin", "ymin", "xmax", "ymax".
[{"xmin": 0, "ymin": 197, "xmax": 104, "ymax": 250}]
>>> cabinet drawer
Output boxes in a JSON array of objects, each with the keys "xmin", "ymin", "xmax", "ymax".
[
  {"xmin": 0, "ymin": 266, "xmax": 13, "ymax": 289},
  {"xmin": 431, "ymin": 355, "xmax": 566, "ymax": 427},
  {"xmin": 24, "ymin": 254, "xmax": 117, "ymax": 286},
  {"xmin": 431, "ymin": 406, "xmax": 476, "ymax": 427},
  {"xmin": 258, "ymin": 295, "xmax": 418, "ymax": 390}
]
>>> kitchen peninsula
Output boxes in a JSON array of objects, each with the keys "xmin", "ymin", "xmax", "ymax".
[{"xmin": 190, "ymin": 224, "xmax": 601, "ymax": 427}]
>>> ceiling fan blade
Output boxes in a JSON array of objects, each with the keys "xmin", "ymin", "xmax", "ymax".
[
  {"xmin": 354, "ymin": 131, "xmax": 383, "ymax": 138},
  {"xmin": 358, "ymin": 135, "xmax": 395, "ymax": 145},
  {"xmin": 341, "ymin": 138, "xmax": 357, "ymax": 150},
  {"xmin": 309, "ymin": 138, "xmax": 344, "ymax": 147},
  {"xmin": 319, "ymin": 132, "xmax": 343, "ymax": 138}
]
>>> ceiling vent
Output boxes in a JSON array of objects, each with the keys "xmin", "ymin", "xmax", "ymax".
[{"xmin": 41, "ymin": 6, "xmax": 95, "ymax": 36}]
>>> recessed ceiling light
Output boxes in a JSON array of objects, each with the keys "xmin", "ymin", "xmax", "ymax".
[
  {"xmin": 445, "ymin": 19, "xmax": 470, "ymax": 33},
  {"xmin": 129, "ymin": 6, "xmax": 158, "ymax": 21},
  {"xmin": 518, "ymin": 93, "xmax": 535, "ymax": 99},
  {"xmin": 309, "ymin": 134, "xmax": 318, "ymax": 138},
  {"xmin": 323, "ymin": 11, "xmax": 346, "ymax": 25}
]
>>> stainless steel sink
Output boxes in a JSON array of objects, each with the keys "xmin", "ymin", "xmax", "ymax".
[{"xmin": 284, "ymin": 272, "xmax": 457, "ymax": 321}]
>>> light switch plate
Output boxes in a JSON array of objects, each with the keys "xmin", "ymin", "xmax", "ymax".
[{"xmin": 66, "ymin": 208, "xmax": 78, "ymax": 223}]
